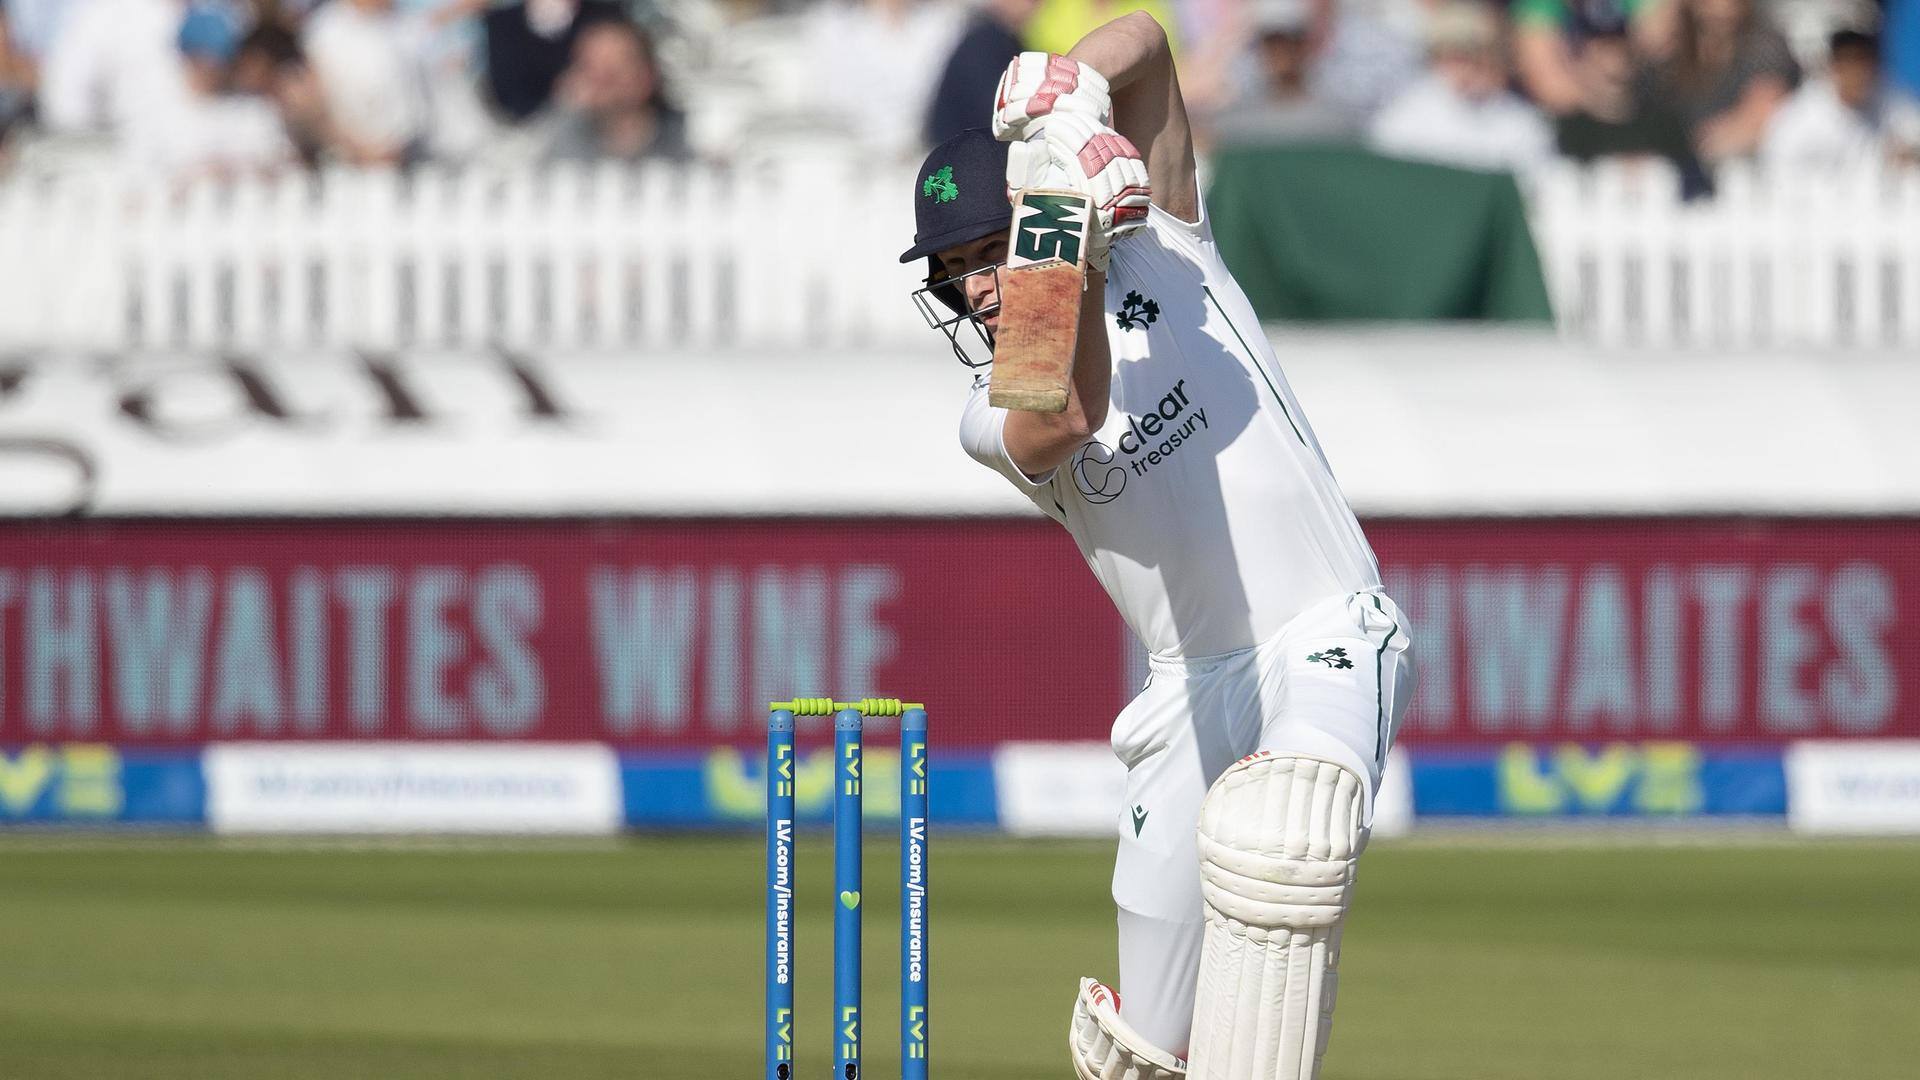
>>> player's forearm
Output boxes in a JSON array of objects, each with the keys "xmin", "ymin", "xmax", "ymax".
[
  {"xmin": 1065, "ymin": 11, "xmax": 1169, "ymax": 95},
  {"xmin": 1065, "ymin": 13, "xmax": 1199, "ymax": 222},
  {"xmin": 1068, "ymin": 268, "xmax": 1113, "ymax": 430},
  {"xmin": 1003, "ymin": 269, "xmax": 1111, "ymax": 474}
]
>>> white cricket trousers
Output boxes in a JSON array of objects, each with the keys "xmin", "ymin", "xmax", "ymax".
[{"xmin": 1107, "ymin": 588, "xmax": 1414, "ymax": 1056}]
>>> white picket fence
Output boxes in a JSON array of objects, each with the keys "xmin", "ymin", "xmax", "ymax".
[
  {"xmin": 2, "ymin": 158, "xmax": 1917, "ymax": 351},
  {"xmin": 1530, "ymin": 160, "xmax": 1920, "ymax": 348},
  {"xmin": 0, "ymin": 160, "xmax": 930, "ymax": 353}
]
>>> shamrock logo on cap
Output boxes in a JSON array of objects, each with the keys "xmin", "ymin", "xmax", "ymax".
[{"xmin": 922, "ymin": 165, "xmax": 959, "ymax": 203}]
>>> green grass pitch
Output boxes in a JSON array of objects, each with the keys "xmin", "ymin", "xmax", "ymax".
[{"xmin": 1, "ymin": 833, "xmax": 1916, "ymax": 1079}]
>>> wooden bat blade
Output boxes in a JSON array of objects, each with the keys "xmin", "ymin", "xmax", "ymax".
[
  {"xmin": 991, "ymin": 262, "xmax": 1082, "ymax": 411},
  {"xmin": 989, "ymin": 188, "xmax": 1092, "ymax": 414}
]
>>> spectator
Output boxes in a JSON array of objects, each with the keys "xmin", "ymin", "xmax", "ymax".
[
  {"xmin": 1512, "ymin": 0, "xmax": 1665, "ymax": 114},
  {"xmin": 231, "ymin": 21, "xmax": 303, "ymax": 97},
  {"xmin": 484, "ymin": 0, "xmax": 622, "ymax": 122},
  {"xmin": 1, "ymin": 0, "xmax": 78, "ymax": 64},
  {"xmin": 1645, "ymin": 0, "xmax": 1798, "ymax": 163},
  {"xmin": 1309, "ymin": 0, "xmax": 1431, "ymax": 125},
  {"xmin": 251, "ymin": 0, "xmax": 323, "ymax": 21},
  {"xmin": 802, "ymin": 0, "xmax": 960, "ymax": 159},
  {"xmin": 1555, "ymin": 23, "xmax": 1712, "ymax": 195},
  {"xmin": 1211, "ymin": 0, "xmax": 1360, "ymax": 145},
  {"xmin": 923, "ymin": 0, "xmax": 1041, "ymax": 145},
  {"xmin": 302, "ymin": 0, "xmax": 431, "ymax": 165},
  {"xmin": 1368, "ymin": 0, "xmax": 1554, "ymax": 172},
  {"xmin": 540, "ymin": 17, "xmax": 691, "ymax": 162},
  {"xmin": 1176, "ymin": 0, "xmax": 1262, "ymax": 114},
  {"xmin": 127, "ymin": 2, "xmax": 296, "ymax": 179},
  {"xmin": 38, "ymin": 0, "xmax": 188, "ymax": 135},
  {"xmin": 1764, "ymin": 26, "xmax": 1920, "ymax": 168},
  {"xmin": 401, "ymin": 0, "xmax": 494, "ymax": 162},
  {"xmin": 230, "ymin": 22, "xmax": 333, "ymax": 166}
]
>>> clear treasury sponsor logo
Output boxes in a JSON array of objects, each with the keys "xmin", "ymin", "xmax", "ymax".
[{"xmin": 1070, "ymin": 379, "xmax": 1208, "ymax": 504}]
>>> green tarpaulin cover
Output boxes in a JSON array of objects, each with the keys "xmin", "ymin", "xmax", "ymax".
[{"xmin": 1206, "ymin": 145, "xmax": 1554, "ymax": 323}]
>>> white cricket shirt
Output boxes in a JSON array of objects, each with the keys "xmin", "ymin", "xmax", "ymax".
[{"xmin": 959, "ymin": 195, "xmax": 1381, "ymax": 659}]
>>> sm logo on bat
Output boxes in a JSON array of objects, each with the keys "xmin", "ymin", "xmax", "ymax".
[{"xmin": 1010, "ymin": 192, "xmax": 1091, "ymax": 268}]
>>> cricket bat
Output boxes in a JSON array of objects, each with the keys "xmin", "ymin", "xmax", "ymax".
[{"xmin": 989, "ymin": 188, "xmax": 1094, "ymax": 413}]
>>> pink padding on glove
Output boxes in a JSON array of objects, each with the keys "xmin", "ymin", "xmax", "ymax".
[
  {"xmin": 1076, "ymin": 131, "xmax": 1141, "ymax": 179},
  {"xmin": 1026, "ymin": 55, "xmax": 1083, "ymax": 117},
  {"xmin": 1073, "ymin": 132, "xmax": 1150, "ymax": 224}
]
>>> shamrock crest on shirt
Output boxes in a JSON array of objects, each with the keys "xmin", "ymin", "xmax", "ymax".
[
  {"xmin": 1115, "ymin": 290, "xmax": 1159, "ymax": 331},
  {"xmin": 1306, "ymin": 646, "xmax": 1354, "ymax": 669}
]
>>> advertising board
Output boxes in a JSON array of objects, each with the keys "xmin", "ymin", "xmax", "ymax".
[{"xmin": 3, "ymin": 518, "xmax": 1910, "ymax": 748}]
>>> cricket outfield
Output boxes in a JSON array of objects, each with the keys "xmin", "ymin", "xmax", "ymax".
[{"xmin": 1, "ymin": 833, "xmax": 1914, "ymax": 1079}]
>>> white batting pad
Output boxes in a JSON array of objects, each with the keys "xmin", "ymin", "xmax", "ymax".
[
  {"xmin": 1186, "ymin": 754, "xmax": 1367, "ymax": 1080},
  {"xmin": 1070, "ymin": 978, "xmax": 1188, "ymax": 1080}
]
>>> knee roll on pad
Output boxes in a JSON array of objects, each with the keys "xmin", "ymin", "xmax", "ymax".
[
  {"xmin": 1069, "ymin": 977, "xmax": 1187, "ymax": 1080},
  {"xmin": 1185, "ymin": 754, "xmax": 1367, "ymax": 1080}
]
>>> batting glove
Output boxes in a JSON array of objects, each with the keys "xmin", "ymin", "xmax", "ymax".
[
  {"xmin": 1006, "ymin": 112, "xmax": 1152, "ymax": 273},
  {"xmin": 991, "ymin": 52, "xmax": 1112, "ymax": 144}
]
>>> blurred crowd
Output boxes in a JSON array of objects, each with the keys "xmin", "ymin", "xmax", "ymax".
[
  {"xmin": 0, "ymin": 0, "xmax": 689, "ymax": 175},
  {"xmin": 0, "ymin": 0, "xmax": 1915, "ymax": 187},
  {"xmin": 1203, "ymin": 0, "xmax": 1920, "ymax": 188}
]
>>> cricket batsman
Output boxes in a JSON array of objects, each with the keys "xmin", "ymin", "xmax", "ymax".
[{"xmin": 898, "ymin": 13, "xmax": 1415, "ymax": 1080}]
